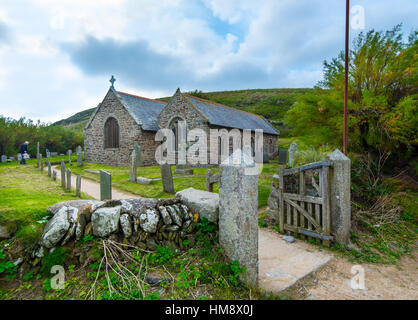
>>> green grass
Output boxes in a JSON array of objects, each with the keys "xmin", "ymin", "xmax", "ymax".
[{"xmin": 0, "ymin": 160, "xmax": 88, "ymax": 244}]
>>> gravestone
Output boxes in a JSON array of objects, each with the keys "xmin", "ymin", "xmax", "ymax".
[
  {"xmin": 76, "ymin": 174, "xmax": 81, "ymax": 198},
  {"xmin": 160, "ymin": 163, "xmax": 174, "ymax": 194},
  {"xmin": 40, "ymin": 155, "xmax": 43, "ymax": 172},
  {"xmin": 17, "ymin": 153, "xmax": 22, "ymax": 161},
  {"xmin": 100, "ymin": 170, "xmax": 112, "ymax": 201},
  {"xmin": 76, "ymin": 146, "xmax": 82, "ymax": 167},
  {"xmin": 288, "ymin": 142, "xmax": 298, "ymax": 167},
  {"xmin": 174, "ymin": 141, "xmax": 193, "ymax": 175},
  {"xmin": 134, "ymin": 143, "xmax": 143, "ymax": 166},
  {"xmin": 50, "ymin": 152, "xmax": 58, "ymax": 157},
  {"xmin": 278, "ymin": 148, "xmax": 288, "ymax": 165},
  {"xmin": 60, "ymin": 160, "xmax": 66, "ymax": 188},
  {"xmin": 48, "ymin": 161, "xmax": 52, "ymax": 177},
  {"xmin": 46, "ymin": 149, "xmax": 51, "ymax": 158},
  {"xmin": 1, "ymin": 155, "xmax": 6, "ymax": 163},
  {"xmin": 68, "ymin": 150, "xmax": 72, "ymax": 166},
  {"xmin": 66, "ymin": 169, "xmax": 71, "ymax": 192},
  {"xmin": 53, "ymin": 170, "xmax": 57, "ymax": 181},
  {"xmin": 8, "ymin": 157, "xmax": 14, "ymax": 162},
  {"xmin": 219, "ymin": 152, "xmax": 259, "ymax": 287},
  {"xmin": 129, "ymin": 149, "xmax": 137, "ymax": 183},
  {"xmin": 36, "ymin": 142, "xmax": 40, "ymax": 168}
]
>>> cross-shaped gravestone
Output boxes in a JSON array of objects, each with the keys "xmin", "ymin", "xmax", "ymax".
[{"xmin": 134, "ymin": 143, "xmax": 143, "ymax": 166}]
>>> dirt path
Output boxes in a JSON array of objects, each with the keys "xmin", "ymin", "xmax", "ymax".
[{"xmin": 52, "ymin": 165, "xmax": 139, "ymax": 200}]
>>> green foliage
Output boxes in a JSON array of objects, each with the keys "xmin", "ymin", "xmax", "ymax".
[
  {"xmin": 0, "ymin": 249, "xmax": 18, "ymax": 279},
  {"xmin": 285, "ymin": 25, "xmax": 417, "ymax": 161},
  {"xmin": 41, "ymin": 247, "xmax": 70, "ymax": 276},
  {"xmin": 0, "ymin": 116, "xmax": 83, "ymax": 156}
]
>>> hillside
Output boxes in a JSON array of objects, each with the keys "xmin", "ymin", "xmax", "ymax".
[{"xmin": 53, "ymin": 88, "xmax": 312, "ymax": 132}]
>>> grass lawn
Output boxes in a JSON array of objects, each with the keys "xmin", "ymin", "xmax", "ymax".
[
  {"xmin": 68, "ymin": 161, "xmax": 279, "ymax": 208},
  {"xmin": 0, "ymin": 160, "xmax": 88, "ymax": 244}
]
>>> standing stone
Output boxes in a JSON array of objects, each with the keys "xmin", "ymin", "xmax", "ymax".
[
  {"xmin": 329, "ymin": 149, "xmax": 351, "ymax": 245},
  {"xmin": 48, "ymin": 161, "xmax": 52, "ymax": 177},
  {"xmin": 160, "ymin": 163, "xmax": 174, "ymax": 194},
  {"xmin": 46, "ymin": 149, "xmax": 50, "ymax": 158},
  {"xmin": 60, "ymin": 160, "xmax": 66, "ymax": 188},
  {"xmin": 76, "ymin": 146, "xmax": 82, "ymax": 167},
  {"xmin": 40, "ymin": 155, "xmax": 43, "ymax": 172},
  {"xmin": 100, "ymin": 170, "xmax": 112, "ymax": 201},
  {"xmin": 278, "ymin": 148, "xmax": 288, "ymax": 165},
  {"xmin": 219, "ymin": 157, "xmax": 259, "ymax": 287},
  {"xmin": 1, "ymin": 155, "xmax": 7, "ymax": 163},
  {"xmin": 36, "ymin": 142, "xmax": 40, "ymax": 168},
  {"xmin": 68, "ymin": 150, "xmax": 72, "ymax": 166},
  {"xmin": 129, "ymin": 149, "xmax": 137, "ymax": 183},
  {"xmin": 66, "ymin": 168, "xmax": 71, "ymax": 192},
  {"xmin": 288, "ymin": 142, "xmax": 298, "ymax": 167},
  {"xmin": 134, "ymin": 143, "xmax": 143, "ymax": 166},
  {"xmin": 17, "ymin": 153, "xmax": 22, "ymax": 161},
  {"xmin": 53, "ymin": 170, "xmax": 57, "ymax": 181},
  {"xmin": 76, "ymin": 174, "xmax": 81, "ymax": 198}
]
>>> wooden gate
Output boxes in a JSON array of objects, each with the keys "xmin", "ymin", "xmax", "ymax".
[{"xmin": 278, "ymin": 160, "xmax": 333, "ymax": 246}]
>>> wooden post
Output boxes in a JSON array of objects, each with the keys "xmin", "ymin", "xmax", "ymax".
[
  {"xmin": 278, "ymin": 165, "xmax": 284, "ymax": 234},
  {"xmin": 321, "ymin": 166, "xmax": 330, "ymax": 247}
]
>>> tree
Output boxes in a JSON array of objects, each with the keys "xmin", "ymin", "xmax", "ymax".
[{"xmin": 285, "ymin": 25, "xmax": 417, "ymax": 160}]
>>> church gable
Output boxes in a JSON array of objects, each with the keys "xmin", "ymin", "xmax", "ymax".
[{"xmin": 157, "ymin": 89, "xmax": 209, "ymax": 130}]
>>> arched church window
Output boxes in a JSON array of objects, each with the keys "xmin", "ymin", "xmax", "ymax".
[{"xmin": 104, "ymin": 117, "xmax": 119, "ymax": 148}]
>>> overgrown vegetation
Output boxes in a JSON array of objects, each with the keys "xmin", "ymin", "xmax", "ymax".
[{"xmin": 0, "ymin": 116, "xmax": 83, "ymax": 156}]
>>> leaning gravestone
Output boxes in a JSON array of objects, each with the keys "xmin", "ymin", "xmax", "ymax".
[
  {"xmin": 129, "ymin": 149, "xmax": 137, "ymax": 183},
  {"xmin": 219, "ymin": 151, "xmax": 259, "ymax": 287},
  {"xmin": 100, "ymin": 170, "xmax": 112, "ymax": 201},
  {"xmin": 60, "ymin": 160, "xmax": 66, "ymax": 188},
  {"xmin": 288, "ymin": 142, "xmax": 298, "ymax": 167},
  {"xmin": 76, "ymin": 174, "xmax": 81, "ymax": 198},
  {"xmin": 160, "ymin": 163, "xmax": 174, "ymax": 194},
  {"xmin": 1, "ymin": 155, "xmax": 7, "ymax": 163},
  {"xmin": 66, "ymin": 169, "xmax": 71, "ymax": 192},
  {"xmin": 68, "ymin": 150, "xmax": 72, "ymax": 166},
  {"xmin": 76, "ymin": 146, "xmax": 82, "ymax": 167}
]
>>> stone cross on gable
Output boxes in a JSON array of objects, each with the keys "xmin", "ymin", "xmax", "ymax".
[{"xmin": 110, "ymin": 75, "xmax": 116, "ymax": 88}]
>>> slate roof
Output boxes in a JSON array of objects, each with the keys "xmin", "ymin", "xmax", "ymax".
[
  {"xmin": 115, "ymin": 90, "xmax": 167, "ymax": 131},
  {"xmin": 183, "ymin": 94, "xmax": 279, "ymax": 135}
]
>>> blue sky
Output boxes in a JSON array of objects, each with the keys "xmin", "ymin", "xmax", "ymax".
[{"xmin": 0, "ymin": 0, "xmax": 416, "ymax": 123}]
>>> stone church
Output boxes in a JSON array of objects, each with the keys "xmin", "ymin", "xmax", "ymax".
[{"xmin": 84, "ymin": 79, "xmax": 279, "ymax": 166}]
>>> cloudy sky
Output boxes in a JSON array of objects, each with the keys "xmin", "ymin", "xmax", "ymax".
[{"xmin": 0, "ymin": 0, "xmax": 416, "ymax": 123}]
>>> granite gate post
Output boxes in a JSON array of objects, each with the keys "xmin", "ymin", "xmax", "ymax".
[
  {"xmin": 219, "ymin": 156, "xmax": 259, "ymax": 287},
  {"xmin": 328, "ymin": 149, "xmax": 351, "ymax": 244},
  {"xmin": 100, "ymin": 170, "xmax": 112, "ymax": 201}
]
